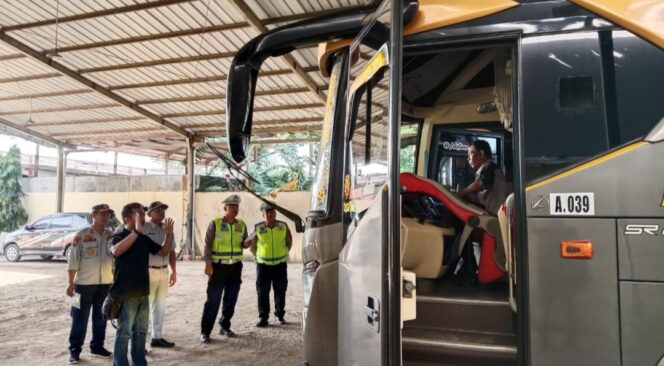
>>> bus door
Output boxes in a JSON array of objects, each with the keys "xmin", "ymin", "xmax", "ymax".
[{"xmin": 337, "ymin": 1, "xmax": 403, "ymax": 365}]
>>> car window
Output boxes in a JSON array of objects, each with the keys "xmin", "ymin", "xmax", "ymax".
[
  {"xmin": 31, "ymin": 217, "xmax": 51, "ymax": 230},
  {"xmin": 50, "ymin": 215, "xmax": 72, "ymax": 229},
  {"xmin": 72, "ymin": 214, "xmax": 89, "ymax": 228}
]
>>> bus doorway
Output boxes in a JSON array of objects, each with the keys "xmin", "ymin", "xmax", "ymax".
[{"xmin": 389, "ymin": 41, "xmax": 520, "ymax": 365}]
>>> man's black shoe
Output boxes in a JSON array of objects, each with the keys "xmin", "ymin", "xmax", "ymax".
[
  {"xmin": 256, "ymin": 319, "xmax": 269, "ymax": 327},
  {"xmin": 278, "ymin": 317, "xmax": 287, "ymax": 325},
  {"xmin": 200, "ymin": 334, "xmax": 211, "ymax": 343},
  {"xmin": 90, "ymin": 347, "xmax": 112, "ymax": 358},
  {"xmin": 68, "ymin": 351, "xmax": 80, "ymax": 364},
  {"xmin": 151, "ymin": 338, "xmax": 175, "ymax": 348},
  {"xmin": 219, "ymin": 328, "xmax": 236, "ymax": 337}
]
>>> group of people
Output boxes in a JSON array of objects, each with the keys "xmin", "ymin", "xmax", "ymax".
[{"xmin": 65, "ymin": 196, "xmax": 292, "ymax": 365}]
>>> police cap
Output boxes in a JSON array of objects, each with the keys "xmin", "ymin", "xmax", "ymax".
[
  {"xmin": 222, "ymin": 194, "xmax": 241, "ymax": 205},
  {"xmin": 147, "ymin": 201, "xmax": 169, "ymax": 213},
  {"xmin": 260, "ymin": 202, "xmax": 276, "ymax": 211},
  {"xmin": 91, "ymin": 203, "xmax": 114, "ymax": 215}
]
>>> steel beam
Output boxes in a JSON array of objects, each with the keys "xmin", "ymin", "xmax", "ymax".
[
  {"xmin": 0, "ymin": 89, "xmax": 92, "ymax": 102},
  {"xmin": 228, "ymin": 0, "xmax": 327, "ymax": 103},
  {"xmin": 0, "ymin": 103, "xmax": 118, "ymax": 116},
  {"xmin": 0, "ymin": 73, "xmax": 61, "ymax": 84},
  {"xmin": 55, "ymin": 146, "xmax": 65, "ymax": 213},
  {"xmin": 2, "ymin": 0, "xmax": 197, "ymax": 31},
  {"xmin": 0, "ymin": 116, "xmax": 75, "ymax": 148},
  {"xmin": 29, "ymin": 116, "xmax": 147, "ymax": 127},
  {"xmin": 185, "ymin": 139, "xmax": 196, "ymax": 256},
  {"xmin": 79, "ymin": 52, "xmax": 235, "ymax": 74},
  {"xmin": 135, "ymin": 87, "xmax": 310, "ymax": 105},
  {"xmin": 161, "ymin": 102, "xmax": 322, "ymax": 118},
  {"xmin": 0, "ymin": 31, "xmax": 192, "ymax": 139},
  {"xmin": 107, "ymin": 67, "xmax": 317, "ymax": 91}
]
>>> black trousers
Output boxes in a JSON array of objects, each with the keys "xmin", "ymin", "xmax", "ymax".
[
  {"xmin": 200, "ymin": 262, "xmax": 242, "ymax": 336},
  {"xmin": 256, "ymin": 262, "xmax": 288, "ymax": 321},
  {"xmin": 69, "ymin": 284, "xmax": 109, "ymax": 353}
]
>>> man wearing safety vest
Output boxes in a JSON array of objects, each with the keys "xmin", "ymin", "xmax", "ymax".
[
  {"xmin": 199, "ymin": 194, "xmax": 250, "ymax": 343},
  {"xmin": 246, "ymin": 202, "xmax": 293, "ymax": 327}
]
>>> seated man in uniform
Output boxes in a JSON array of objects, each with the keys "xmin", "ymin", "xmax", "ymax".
[{"xmin": 458, "ymin": 140, "xmax": 512, "ymax": 215}]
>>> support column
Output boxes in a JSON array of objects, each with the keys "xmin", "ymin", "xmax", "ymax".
[
  {"xmin": 34, "ymin": 144, "xmax": 40, "ymax": 177},
  {"xmin": 164, "ymin": 153, "xmax": 169, "ymax": 175},
  {"xmin": 55, "ymin": 146, "xmax": 66, "ymax": 213},
  {"xmin": 113, "ymin": 152, "xmax": 118, "ymax": 175},
  {"xmin": 186, "ymin": 140, "xmax": 196, "ymax": 257}
]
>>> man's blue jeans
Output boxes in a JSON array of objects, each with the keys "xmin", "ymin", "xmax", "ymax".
[
  {"xmin": 113, "ymin": 296, "xmax": 149, "ymax": 366},
  {"xmin": 68, "ymin": 284, "xmax": 110, "ymax": 354}
]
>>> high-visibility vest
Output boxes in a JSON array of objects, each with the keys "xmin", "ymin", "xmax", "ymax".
[
  {"xmin": 255, "ymin": 221, "xmax": 289, "ymax": 265},
  {"xmin": 211, "ymin": 218, "xmax": 246, "ymax": 261}
]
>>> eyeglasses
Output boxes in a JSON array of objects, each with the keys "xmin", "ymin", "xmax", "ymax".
[{"xmin": 94, "ymin": 211, "xmax": 112, "ymax": 216}]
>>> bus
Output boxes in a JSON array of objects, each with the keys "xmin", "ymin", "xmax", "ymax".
[{"xmin": 224, "ymin": 1, "xmax": 664, "ymax": 365}]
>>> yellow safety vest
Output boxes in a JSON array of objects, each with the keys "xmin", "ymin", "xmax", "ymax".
[
  {"xmin": 211, "ymin": 218, "xmax": 246, "ymax": 261},
  {"xmin": 255, "ymin": 221, "xmax": 289, "ymax": 265}
]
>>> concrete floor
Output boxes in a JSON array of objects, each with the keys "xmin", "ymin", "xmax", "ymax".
[{"xmin": 0, "ymin": 257, "xmax": 304, "ymax": 366}]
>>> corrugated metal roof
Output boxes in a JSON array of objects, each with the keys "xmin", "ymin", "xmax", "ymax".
[{"xmin": 0, "ymin": 0, "xmax": 367, "ymax": 158}]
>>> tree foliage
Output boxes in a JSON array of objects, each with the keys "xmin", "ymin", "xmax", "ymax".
[
  {"xmin": 0, "ymin": 145, "xmax": 28, "ymax": 232},
  {"xmin": 247, "ymin": 134, "xmax": 319, "ymax": 193}
]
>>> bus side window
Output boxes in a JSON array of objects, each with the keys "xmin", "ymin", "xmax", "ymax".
[
  {"xmin": 521, "ymin": 30, "xmax": 664, "ymax": 182},
  {"xmin": 611, "ymin": 30, "xmax": 664, "ymax": 143}
]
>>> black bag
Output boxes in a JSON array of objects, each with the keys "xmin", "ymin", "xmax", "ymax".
[
  {"xmin": 102, "ymin": 294, "xmax": 123, "ymax": 322},
  {"xmin": 444, "ymin": 234, "xmax": 479, "ymax": 287}
]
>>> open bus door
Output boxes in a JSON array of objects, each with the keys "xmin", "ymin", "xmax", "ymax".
[{"xmin": 337, "ymin": 2, "xmax": 402, "ymax": 365}]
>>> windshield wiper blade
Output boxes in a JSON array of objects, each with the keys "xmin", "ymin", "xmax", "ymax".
[{"xmin": 206, "ymin": 143, "xmax": 305, "ymax": 233}]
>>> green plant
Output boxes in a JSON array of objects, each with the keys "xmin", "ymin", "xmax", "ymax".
[
  {"xmin": 0, "ymin": 145, "xmax": 28, "ymax": 232},
  {"xmin": 246, "ymin": 134, "xmax": 319, "ymax": 193}
]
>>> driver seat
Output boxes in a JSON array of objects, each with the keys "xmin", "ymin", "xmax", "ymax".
[{"xmin": 400, "ymin": 173, "xmax": 506, "ymax": 284}]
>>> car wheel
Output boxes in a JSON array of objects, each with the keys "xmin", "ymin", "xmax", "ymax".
[
  {"xmin": 65, "ymin": 246, "xmax": 73, "ymax": 263},
  {"xmin": 40, "ymin": 255, "xmax": 54, "ymax": 261},
  {"xmin": 4, "ymin": 244, "xmax": 21, "ymax": 262}
]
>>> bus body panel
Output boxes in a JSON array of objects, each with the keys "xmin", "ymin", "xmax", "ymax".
[
  {"xmin": 303, "ymin": 259, "xmax": 339, "ymax": 366},
  {"xmin": 527, "ymin": 218, "xmax": 620, "ymax": 366},
  {"xmin": 620, "ymin": 282, "xmax": 664, "ymax": 365}
]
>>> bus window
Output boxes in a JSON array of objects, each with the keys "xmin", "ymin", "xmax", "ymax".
[
  {"xmin": 522, "ymin": 29, "xmax": 664, "ymax": 182},
  {"xmin": 400, "ymin": 121, "xmax": 420, "ymax": 173},
  {"xmin": 346, "ymin": 83, "xmax": 389, "ymax": 214}
]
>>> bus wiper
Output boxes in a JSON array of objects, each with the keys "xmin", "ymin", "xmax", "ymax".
[{"xmin": 206, "ymin": 143, "xmax": 305, "ymax": 233}]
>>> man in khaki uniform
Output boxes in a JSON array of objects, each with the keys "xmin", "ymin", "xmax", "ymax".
[
  {"xmin": 66, "ymin": 204, "xmax": 115, "ymax": 364},
  {"xmin": 144, "ymin": 201, "xmax": 177, "ymax": 348}
]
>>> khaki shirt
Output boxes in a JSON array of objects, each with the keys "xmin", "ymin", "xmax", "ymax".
[{"xmin": 68, "ymin": 226, "xmax": 114, "ymax": 285}]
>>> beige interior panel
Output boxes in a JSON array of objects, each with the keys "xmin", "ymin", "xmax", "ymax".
[{"xmin": 400, "ymin": 217, "xmax": 455, "ymax": 279}]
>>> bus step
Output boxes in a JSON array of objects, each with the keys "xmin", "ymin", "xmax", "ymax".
[
  {"xmin": 407, "ymin": 280, "xmax": 515, "ymax": 335},
  {"xmin": 403, "ymin": 327, "xmax": 517, "ymax": 366}
]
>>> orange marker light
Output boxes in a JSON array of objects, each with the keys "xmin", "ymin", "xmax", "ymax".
[{"xmin": 561, "ymin": 240, "xmax": 593, "ymax": 259}]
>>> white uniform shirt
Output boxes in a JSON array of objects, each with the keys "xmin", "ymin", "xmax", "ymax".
[{"xmin": 144, "ymin": 220, "xmax": 175, "ymax": 268}]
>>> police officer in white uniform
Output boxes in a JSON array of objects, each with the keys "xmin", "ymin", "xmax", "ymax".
[
  {"xmin": 144, "ymin": 201, "xmax": 177, "ymax": 348},
  {"xmin": 66, "ymin": 204, "xmax": 115, "ymax": 364}
]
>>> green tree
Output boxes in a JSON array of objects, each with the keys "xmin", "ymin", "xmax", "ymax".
[
  {"xmin": 0, "ymin": 145, "xmax": 28, "ymax": 232},
  {"xmin": 246, "ymin": 133, "xmax": 319, "ymax": 193}
]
